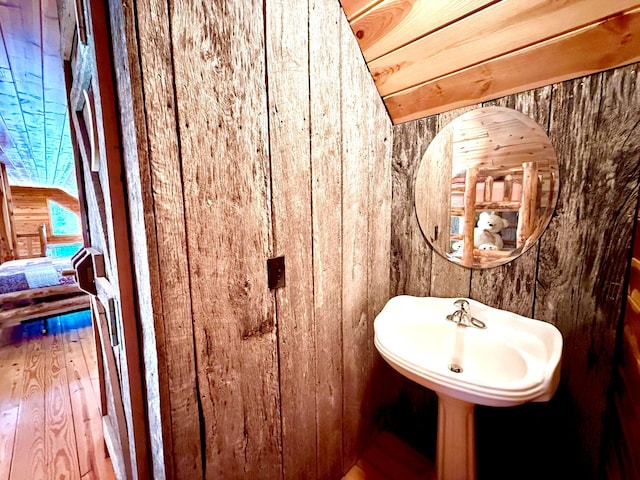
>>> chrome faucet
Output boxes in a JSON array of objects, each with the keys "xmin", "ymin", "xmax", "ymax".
[{"xmin": 446, "ymin": 299, "xmax": 486, "ymax": 329}]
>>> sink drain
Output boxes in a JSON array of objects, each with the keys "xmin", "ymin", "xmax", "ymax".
[{"xmin": 448, "ymin": 363, "xmax": 463, "ymax": 373}]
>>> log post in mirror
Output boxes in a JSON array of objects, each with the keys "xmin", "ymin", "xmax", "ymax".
[{"xmin": 415, "ymin": 107, "xmax": 559, "ymax": 269}]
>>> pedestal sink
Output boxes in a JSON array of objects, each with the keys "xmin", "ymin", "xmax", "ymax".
[{"xmin": 374, "ymin": 296, "xmax": 563, "ymax": 480}]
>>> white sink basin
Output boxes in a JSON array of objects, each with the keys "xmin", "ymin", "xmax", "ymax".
[
  {"xmin": 374, "ymin": 296, "xmax": 563, "ymax": 407},
  {"xmin": 374, "ymin": 296, "xmax": 563, "ymax": 480}
]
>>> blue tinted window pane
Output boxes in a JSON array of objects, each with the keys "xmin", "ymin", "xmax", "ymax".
[
  {"xmin": 49, "ymin": 200, "xmax": 80, "ymax": 235},
  {"xmin": 46, "ymin": 242, "xmax": 83, "ymax": 258}
]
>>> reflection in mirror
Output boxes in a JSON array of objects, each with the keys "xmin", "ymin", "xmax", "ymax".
[{"xmin": 415, "ymin": 107, "xmax": 559, "ymax": 268}]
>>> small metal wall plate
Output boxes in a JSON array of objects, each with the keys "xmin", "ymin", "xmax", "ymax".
[{"xmin": 267, "ymin": 256, "xmax": 286, "ymax": 290}]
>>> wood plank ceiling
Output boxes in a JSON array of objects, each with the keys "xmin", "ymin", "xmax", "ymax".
[
  {"xmin": 1, "ymin": 0, "xmax": 638, "ymax": 195},
  {"xmin": 0, "ymin": 0, "xmax": 76, "ymax": 195},
  {"xmin": 340, "ymin": 0, "xmax": 640, "ymax": 124}
]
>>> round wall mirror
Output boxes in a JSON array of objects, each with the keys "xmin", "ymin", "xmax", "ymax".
[{"xmin": 415, "ymin": 106, "xmax": 559, "ymax": 268}]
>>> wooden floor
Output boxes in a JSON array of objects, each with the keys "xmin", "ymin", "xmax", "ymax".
[
  {"xmin": 0, "ymin": 310, "xmax": 116, "ymax": 480},
  {"xmin": 343, "ymin": 430, "xmax": 434, "ymax": 480}
]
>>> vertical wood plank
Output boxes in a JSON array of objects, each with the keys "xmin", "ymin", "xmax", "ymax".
[
  {"xmin": 341, "ymin": 8, "xmax": 374, "ymax": 468},
  {"xmin": 536, "ymin": 66, "xmax": 640, "ymax": 474},
  {"xmin": 389, "ymin": 116, "xmax": 438, "ymax": 454},
  {"xmin": 391, "ymin": 117, "xmax": 436, "ymax": 297},
  {"xmin": 104, "ymin": 0, "xmax": 173, "ymax": 475},
  {"xmin": 309, "ymin": 1, "xmax": 344, "ymax": 478},
  {"xmin": 113, "ymin": 0, "xmax": 201, "ymax": 476},
  {"xmin": 266, "ymin": 1, "xmax": 316, "ymax": 479},
  {"xmin": 534, "ymin": 75, "xmax": 604, "ymax": 478},
  {"xmin": 366, "ymin": 47, "xmax": 394, "ymax": 467},
  {"xmin": 170, "ymin": 1, "xmax": 282, "ymax": 477},
  {"xmin": 341, "ymin": 7, "xmax": 393, "ymax": 469}
]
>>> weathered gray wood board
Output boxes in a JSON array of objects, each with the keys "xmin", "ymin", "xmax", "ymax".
[
  {"xmin": 535, "ymin": 65, "xmax": 640, "ymax": 476},
  {"xmin": 172, "ymin": 2, "xmax": 283, "ymax": 478},
  {"xmin": 103, "ymin": 0, "xmax": 393, "ymax": 478},
  {"xmin": 340, "ymin": 6, "xmax": 394, "ymax": 469},
  {"xmin": 107, "ymin": 0, "xmax": 201, "ymax": 477},
  {"xmin": 390, "ymin": 63, "xmax": 640, "ymax": 477},
  {"xmin": 391, "ymin": 117, "xmax": 436, "ymax": 297},
  {"xmin": 309, "ymin": 1, "xmax": 345, "ymax": 478},
  {"xmin": 266, "ymin": 1, "xmax": 316, "ymax": 478}
]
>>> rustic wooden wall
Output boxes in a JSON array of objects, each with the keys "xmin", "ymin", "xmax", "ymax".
[
  {"xmin": 108, "ymin": 1, "xmax": 392, "ymax": 478},
  {"xmin": 604, "ymin": 202, "xmax": 640, "ymax": 479},
  {"xmin": 10, "ymin": 186, "xmax": 81, "ymax": 257},
  {"xmin": 11, "ymin": 196, "xmax": 48, "ymax": 258},
  {"xmin": 391, "ymin": 63, "xmax": 640, "ymax": 479},
  {"xmin": 11, "ymin": 188, "xmax": 53, "ymax": 240},
  {"xmin": 0, "ymin": 163, "xmax": 18, "ymax": 262}
]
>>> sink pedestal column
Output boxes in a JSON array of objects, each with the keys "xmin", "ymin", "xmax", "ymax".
[{"xmin": 436, "ymin": 394, "xmax": 476, "ymax": 480}]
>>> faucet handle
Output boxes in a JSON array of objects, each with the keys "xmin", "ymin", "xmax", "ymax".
[{"xmin": 454, "ymin": 299, "xmax": 470, "ymax": 312}]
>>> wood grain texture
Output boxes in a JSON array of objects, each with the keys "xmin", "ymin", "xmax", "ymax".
[
  {"xmin": 365, "ymin": 24, "xmax": 394, "ymax": 471},
  {"xmin": 0, "ymin": 339, "xmax": 26, "ymax": 479},
  {"xmin": 600, "ymin": 66, "xmax": 640, "ymax": 477},
  {"xmin": 341, "ymin": 10, "xmax": 373, "ymax": 465},
  {"xmin": 390, "ymin": 63, "xmax": 640, "ymax": 478},
  {"xmin": 110, "ymin": 0, "xmax": 200, "ymax": 476},
  {"xmin": 342, "ymin": 431, "xmax": 433, "ymax": 480},
  {"xmin": 341, "ymin": 8, "xmax": 393, "ymax": 469},
  {"xmin": 370, "ymin": 0, "xmax": 640, "ymax": 97},
  {"xmin": 310, "ymin": 1, "xmax": 344, "ymax": 478},
  {"xmin": 45, "ymin": 321, "xmax": 81, "ymax": 480},
  {"xmin": 63, "ymin": 325, "xmax": 109, "ymax": 478},
  {"xmin": 339, "ymin": 0, "xmax": 640, "ymax": 125},
  {"xmin": 414, "ymin": 126, "xmax": 452, "ymax": 255},
  {"xmin": 350, "ymin": 0, "xmax": 495, "ymax": 61},
  {"xmin": 55, "ymin": 0, "xmax": 75, "ymax": 60},
  {"xmin": 390, "ymin": 117, "xmax": 435, "ymax": 297},
  {"xmin": 0, "ymin": 295, "xmax": 90, "ymax": 326},
  {"xmin": 385, "ymin": 8, "xmax": 640, "ymax": 123},
  {"xmin": 266, "ymin": 1, "xmax": 316, "ymax": 478},
  {"xmin": 92, "ymin": 299, "xmax": 131, "ymax": 480},
  {"xmin": 0, "ymin": 315, "xmax": 115, "ymax": 480},
  {"xmin": 0, "ymin": 284, "xmax": 82, "ymax": 303},
  {"xmin": 340, "ymin": 0, "xmax": 381, "ymax": 20},
  {"xmin": 9, "ymin": 186, "xmax": 81, "ymax": 258},
  {"xmin": 535, "ymin": 66, "xmax": 640, "ymax": 475},
  {"xmin": 10, "ymin": 330, "xmax": 48, "ymax": 479},
  {"xmin": 170, "ymin": 1, "xmax": 282, "ymax": 477},
  {"xmin": 80, "ymin": 2, "xmax": 150, "ymax": 475},
  {"xmin": 104, "ymin": 1, "xmax": 397, "ymax": 478}
]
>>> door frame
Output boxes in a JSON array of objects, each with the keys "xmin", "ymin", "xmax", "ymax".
[{"xmin": 63, "ymin": 0, "xmax": 150, "ymax": 476}]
